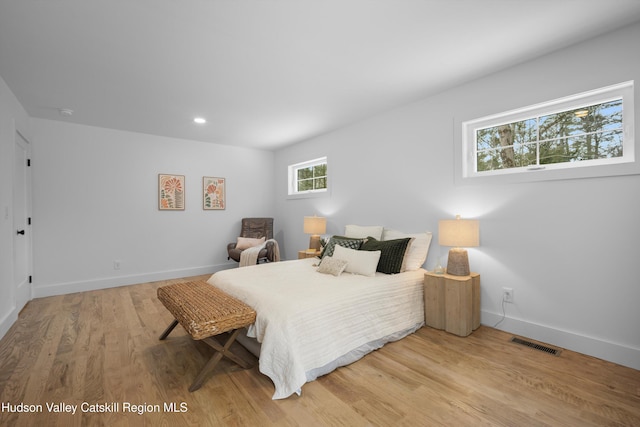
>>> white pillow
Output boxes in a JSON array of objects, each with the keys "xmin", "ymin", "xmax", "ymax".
[
  {"xmin": 333, "ymin": 244, "xmax": 381, "ymax": 277},
  {"xmin": 344, "ymin": 224, "xmax": 384, "ymax": 240},
  {"xmin": 382, "ymin": 229, "xmax": 432, "ymax": 271},
  {"xmin": 236, "ymin": 236, "xmax": 265, "ymax": 250}
]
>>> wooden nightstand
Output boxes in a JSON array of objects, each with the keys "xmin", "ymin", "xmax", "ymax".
[
  {"xmin": 424, "ymin": 272, "xmax": 480, "ymax": 337},
  {"xmin": 298, "ymin": 250, "xmax": 321, "ymax": 259}
]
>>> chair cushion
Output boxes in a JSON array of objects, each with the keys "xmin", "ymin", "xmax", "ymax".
[
  {"xmin": 240, "ymin": 218, "xmax": 273, "ymax": 240},
  {"xmin": 228, "ymin": 247, "xmax": 268, "ymax": 262}
]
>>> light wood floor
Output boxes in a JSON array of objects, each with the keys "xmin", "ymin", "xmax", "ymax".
[{"xmin": 1, "ymin": 275, "xmax": 639, "ymax": 426}]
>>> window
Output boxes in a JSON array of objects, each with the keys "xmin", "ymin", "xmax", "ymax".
[
  {"xmin": 462, "ymin": 81, "xmax": 634, "ymax": 179},
  {"xmin": 288, "ymin": 157, "xmax": 327, "ymax": 196}
]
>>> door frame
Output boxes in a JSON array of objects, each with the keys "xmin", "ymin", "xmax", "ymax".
[{"xmin": 13, "ymin": 128, "xmax": 32, "ymax": 309}]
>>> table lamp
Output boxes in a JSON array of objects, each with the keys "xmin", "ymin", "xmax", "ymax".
[
  {"xmin": 304, "ymin": 216, "xmax": 326, "ymax": 252},
  {"xmin": 438, "ymin": 215, "xmax": 479, "ymax": 276}
]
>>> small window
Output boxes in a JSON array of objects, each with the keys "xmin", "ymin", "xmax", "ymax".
[
  {"xmin": 288, "ymin": 157, "xmax": 327, "ymax": 196},
  {"xmin": 462, "ymin": 81, "xmax": 634, "ymax": 179}
]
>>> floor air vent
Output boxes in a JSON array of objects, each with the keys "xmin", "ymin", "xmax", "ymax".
[{"xmin": 511, "ymin": 337, "xmax": 561, "ymax": 356}]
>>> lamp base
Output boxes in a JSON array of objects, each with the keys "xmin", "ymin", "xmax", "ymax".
[
  {"xmin": 309, "ymin": 235, "xmax": 321, "ymax": 251},
  {"xmin": 446, "ymin": 248, "xmax": 470, "ymax": 276}
]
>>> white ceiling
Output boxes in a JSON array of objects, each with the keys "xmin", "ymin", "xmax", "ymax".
[{"xmin": 2, "ymin": 1, "xmax": 640, "ymax": 150}]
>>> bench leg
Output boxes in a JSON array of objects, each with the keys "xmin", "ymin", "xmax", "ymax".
[
  {"xmin": 159, "ymin": 319, "xmax": 179, "ymax": 340},
  {"xmin": 189, "ymin": 328, "xmax": 248, "ymax": 392},
  {"xmin": 201, "ymin": 332, "xmax": 252, "ymax": 369}
]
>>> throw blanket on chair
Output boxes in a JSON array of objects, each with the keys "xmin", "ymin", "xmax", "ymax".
[{"xmin": 239, "ymin": 239, "xmax": 280, "ymax": 267}]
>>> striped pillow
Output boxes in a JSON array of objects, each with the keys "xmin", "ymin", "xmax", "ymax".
[{"xmin": 359, "ymin": 237, "xmax": 414, "ymax": 274}]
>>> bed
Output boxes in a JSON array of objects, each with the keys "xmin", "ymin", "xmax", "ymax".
[{"xmin": 206, "ymin": 226, "xmax": 432, "ymax": 399}]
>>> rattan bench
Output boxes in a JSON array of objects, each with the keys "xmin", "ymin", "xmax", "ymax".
[{"xmin": 157, "ymin": 280, "xmax": 256, "ymax": 392}]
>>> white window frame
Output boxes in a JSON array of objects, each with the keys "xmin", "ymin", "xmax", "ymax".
[
  {"xmin": 461, "ymin": 81, "xmax": 635, "ymax": 182},
  {"xmin": 287, "ymin": 157, "xmax": 328, "ymax": 197}
]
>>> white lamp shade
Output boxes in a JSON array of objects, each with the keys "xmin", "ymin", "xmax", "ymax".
[
  {"xmin": 439, "ymin": 217, "xmax": 479, "ymax": 248},
  {"xmin": 303, "ymin": 216, "xmax": 326, "ymax": 235}
]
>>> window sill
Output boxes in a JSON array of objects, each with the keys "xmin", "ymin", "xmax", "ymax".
[
  {"xmin": 286, "ymin": 190, "xmax": 329, "ymax": 200},
  {"xmin": 456, "ymin": 160, "xmax": 640, "ymax": 185}
]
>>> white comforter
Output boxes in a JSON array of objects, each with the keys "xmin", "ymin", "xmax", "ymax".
[{"xmin": 207, "ymin": 258, "xmax": 425, "ymax": 399}]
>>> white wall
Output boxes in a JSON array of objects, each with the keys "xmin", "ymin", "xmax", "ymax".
[
  {"xmin": 2, "ymin": 19, "xmax": 638, "ymax": 371},
  {"xmin": 0, "ymin": 75, "xmax": 31, "ymax": 338},
  {"xmin": 274, "ymin": 22, "xmax": 640, "ymax": 370},
  {"xmin": 30, "ymin": 119, "xmax": 276, "ymax": 297}
]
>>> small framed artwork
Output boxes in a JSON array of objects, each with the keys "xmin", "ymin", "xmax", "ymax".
[
  {"xmin": 158, "ymin": 174, "xmax": 185, "ymax": 210},
  {"xmin": 203, "ymin": 176, "xmax": 225, "ymax": 210}
]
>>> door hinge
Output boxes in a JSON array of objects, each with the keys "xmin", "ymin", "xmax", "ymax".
[
  {"xmin": 28, "ymin": 217, "xmax": 31, "ymax": 225},
  {"xmin": 27, "ymin": 158, "xmax": 31, "ymax": 167},
  {"xmin": 29, "ymin": 276, "xmax": 32, "ymax": 284}
]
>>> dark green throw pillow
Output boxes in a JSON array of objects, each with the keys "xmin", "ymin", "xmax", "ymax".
[{"xmin": 359, "ymin": 237, "xmax": 413, "ymax": 274}]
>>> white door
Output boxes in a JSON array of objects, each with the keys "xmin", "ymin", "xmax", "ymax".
[{"xmin": 13, "ymin": 130, "xmax": 32, "ymax": 307}]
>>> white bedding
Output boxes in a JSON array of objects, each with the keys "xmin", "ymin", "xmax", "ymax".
[{"xmin": 207, "ymin": 258, "xmax": 425, "ymax": 399}]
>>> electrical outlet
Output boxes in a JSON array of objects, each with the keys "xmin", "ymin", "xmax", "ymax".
[
  {"xmin": 114, "ymin": 260, "xmax": 121, "ymax": 270},
  {"xmin": 503, "ymin": 287, "xmax": 514, "ymax": 303}
]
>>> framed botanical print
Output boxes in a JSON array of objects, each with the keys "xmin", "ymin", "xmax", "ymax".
[
  {"xmin": 158, "ymin": 174, "xmax": 185, "ymax": 210},
  {"xmin": 203, "ymin": 176, "xmax": 225, "ymax": 210}
]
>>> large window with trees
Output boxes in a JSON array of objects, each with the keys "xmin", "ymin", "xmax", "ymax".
[
  {"xmin": 462, "ymin": 81, "xmax": 634, "ymax": 179},
  {"xmin": 288, "ymin": 157, "xmax": 327, "ymax": 196}
]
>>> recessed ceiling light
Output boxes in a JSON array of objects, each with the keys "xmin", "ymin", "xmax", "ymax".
[
  {"xmin": 59, "ymin": 108, "xmax": 74, "ymax": 117},
  {"xmin": 193, "ymin": 117, "xmax": 206, "ymax": 124}
]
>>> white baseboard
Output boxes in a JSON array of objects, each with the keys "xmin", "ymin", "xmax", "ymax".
[
  {"xmin": 32, "ymin": 263, "xmax": 237, "ymax": 298},
  {"xmin": 482, "ymin": 310, "xmax": 640, "ymax": 371},
  {"xmin": 0, "ymin": 305, "xmax": 19, "ymax": 342}
]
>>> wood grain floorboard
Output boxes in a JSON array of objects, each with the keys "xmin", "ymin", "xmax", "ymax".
[{"xmin": 0, "ymin": 274, "xmax": 638, "ymax": 426}]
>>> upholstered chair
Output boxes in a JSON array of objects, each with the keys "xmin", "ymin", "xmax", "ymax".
[{"xmin": 227, "ymin": 218, "xmax": 276, "ymax": 263}]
